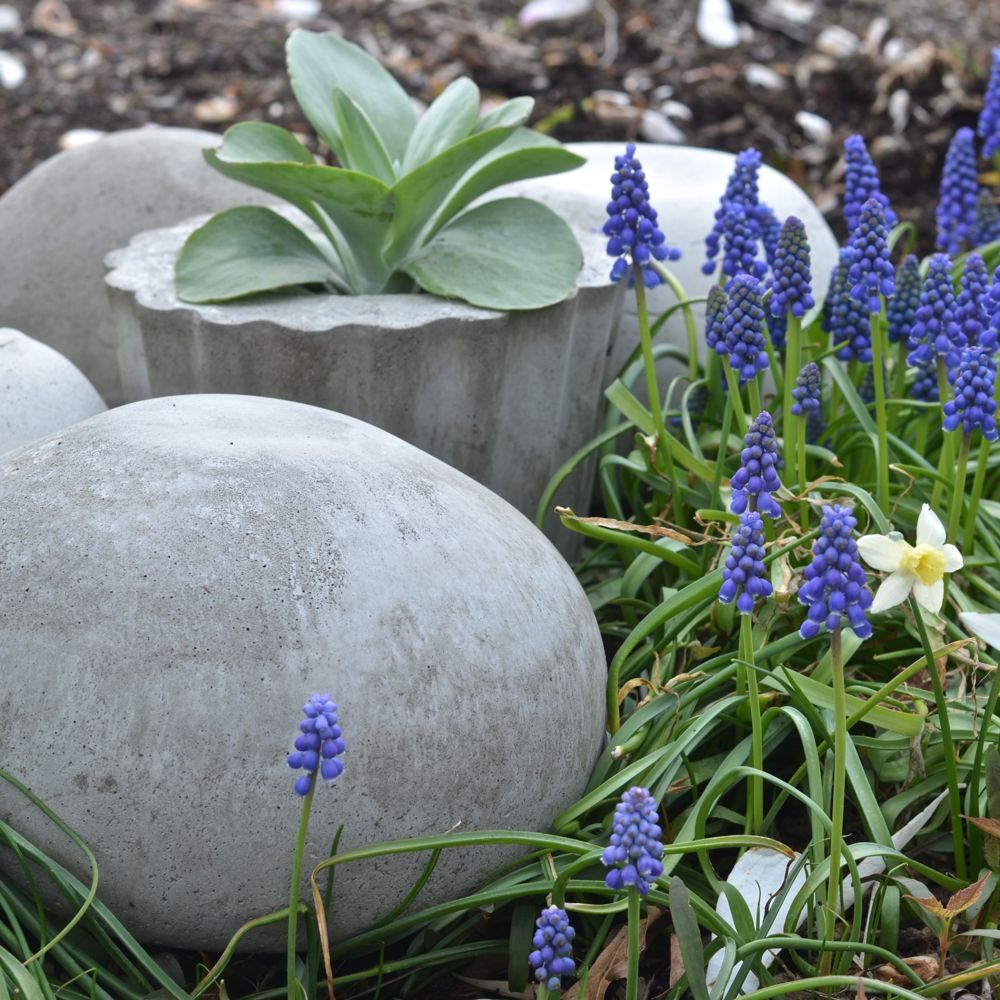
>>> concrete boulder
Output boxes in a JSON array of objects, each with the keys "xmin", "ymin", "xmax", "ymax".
[
  {"xmin": 0, "ymin": 394, "xmax": 606, "ymax": 951},
  {"xmin": 0, "ymin": 128, "xmax": 273, "ymax": 405},
  {"xmin": 0, "ymin": 328, "xmax": 105, "ymax": 453}
]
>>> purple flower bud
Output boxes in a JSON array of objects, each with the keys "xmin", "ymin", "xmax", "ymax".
[
  {"xmin": 942, "ymin": 346, "xmax": 998, "ymax": 440},
  {"xmin": 955, "ymin": 254, "xmax": 991, "ymax": 350},
  {"xmin": 770, "ymin": 217, "xmax": 815, "ymax": 318},
  {"xmin": 706, "ymin": 284, "xmax": 728, "ymax": 353},
  {"xmin": 978, "ymin": 49, "xmax": 1000, "ymax": 160},
  {"xmin": 730, "ymin": 411, "xmax": 783, "ymax": 518},
  {"xmin": 719, "ymin": 511, "xmax": 773, "ymax": 614},
  {"xmin": 907, "ymin": 254, "xmax": 964, "ymax": 369},
  {"xmin": 826, "ymin": 248, "xmax": 872, "ymax": 363},
  {"xmin": 847, "ymin": 199, "xmax": 894, "ymax": 313},
  {"xmin": 974, "ymin": 190, "xmax": 1000, "ymax": 248},
  {"xmin": 721, "ymin": 201, "xmax": 768, "ymax": 286},
  {"xmin": 843, "ymin": 134, "xmax": 896, "ymax": 236},
  {"xmin": 721, "ymin": 274, "xmax": 769, "ymax": 385},
  {"xmin": 288, "ymin": 693, "xmax": 345, "ymax": 795},
  {"xmin": 601, "ymin": 787, "xmax": 664, "ymax": 896},
  {"xmin": 936, "ymin": 128, "xmax": 980, "ymax": 254},
  {"xmin": 528, "ymin": 906, "xmax": 576, "ymax": 990},
  {"xmin": 703, "ymin": 148, "xmax": 764, "ymax": 274},
  {"xmin": 886, "ymin": 255, "xmax": 921, "ymax": 345},
  {"xmin": 790, "ymin": 362, "xmax": 822, "ymax": 416}
]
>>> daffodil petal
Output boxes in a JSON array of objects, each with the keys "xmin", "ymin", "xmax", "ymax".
[
  {"xmin": 857, "ymin": 534, "xmax": 905, "ymax": 571},
  {"xmin": 870, "ymin": 570, "xmax": 914, "ymax": 613},
  {"xmin": 916, "ymin": 504, "xmax": 946, "ymax": 548},
  {"xmin": 912, "ymin": 578, "xmax": 944, "ymax": 615},
  {"xmin": 941, "ymin": 543, "xmax": 963, "ymax": 572}
]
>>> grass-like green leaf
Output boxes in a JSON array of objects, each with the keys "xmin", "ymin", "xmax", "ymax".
[
  {"xmin": 402, "ymin": 197, "xmax": 581, "ymax": 310},
  {"xmin": 175, "ymin": 206, "xmax": 339, "ymax": 302},
  {"xmin": 286, "ymin": 28, "xmax": 416, "ymax": 165}
]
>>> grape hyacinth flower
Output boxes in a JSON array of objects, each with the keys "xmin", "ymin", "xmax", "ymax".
[
  {"xmin": 843, "ymin": 134, "xmax": 896, "ymax": 236},
  {"xmin": 603, "ymin": 143, "xmax": 681, "ymax": 289},
  {"xmin": 703, "ymin": 147, "xmax": 764, "ymax": 274},
  {"xmin": 936, "ymin": 128, "xmax": 980, "ymax": 253},
  {"xmin": 886, "ymin": 255, "xmax": 922, "ymax": 344},
  {"xmin": 955, "ymin": 254, "xmax": 991, "ymax": 350},
  {"xmin": 943, "ymin": 346, "xmax": 999, "ymax": 441},
  {"xmin": 720, "ymin": 274, "xmax": 769, "ymax": 384},
  {"xmin": 791, "ymin": 362, "xmax": 821, "ymax": 416},
  {"xmin": 797, "ymin": 504, "xmax": 874, "ymax": 641},
  {"xmin": 288, "ymin": 693, "xmax": 345, "ymax": 795},
  {"xmin": 978, "ymin": 47, "xmax": 1000, "ymax": 159},
  {"xmin": 827, "ymin": 249, "xmax": 873, "ymax": 362},
  {"xmin": 601, "ymin": 787, "xmax": 665, "ymax": 896},
  {"xmin": 770, "ymin": 216, "xmax": 815, "ymax": 318},
  {"xmin": 759, "ymin": 202, "xmax": 782, "ymax": 270},
  {"xmin": 974, "ymin": 190, "xmax": 1000, "ymax": 247},
  {"xmin": 721, "ymin": 201, "xmax": 768, "ymax": 285},
  {"xmin": 848, "ymin": 198, "xmax": 894, "ymax": 312},
  {"xmin": 528, "ymin": 906, "xmax": 576, "ymax": 991},
  {"xmin": 768, "ymin": 310, "xmax": 788, "ymax": 352},
  {"xmin": 705, "ymin": 284, "xmax": 728, "ymax": 353},
  {"xmin": 907, "ymin": 253, "xmax": 964, "ymax": 369},
  {"xmin": 912, "ymin": 355, "xmax": 940, "ymax": 402},
  {"xmin": 719, "ymin": 510, "xmax": 773, "ymax": 613},
  {"xmin": 730, "ymin": 411, "xmax": 783, "ymax": 518},
  {"xmin": 984, "ymin": 273, "xmax": 1000, "ymax": 355}
]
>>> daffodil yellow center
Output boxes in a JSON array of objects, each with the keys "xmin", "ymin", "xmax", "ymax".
[{"xmin": 898, "ymin": 544, "xmax": 947, "ymax": 586}]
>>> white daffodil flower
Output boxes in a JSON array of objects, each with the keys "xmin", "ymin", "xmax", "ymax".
[{"xmin": 856, "ymin": 504, "xmax": 963, "ymax": 615}]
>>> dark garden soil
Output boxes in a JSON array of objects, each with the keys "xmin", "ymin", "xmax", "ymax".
[{"xmin": 0, "ymin": 0, "xmax": 996, "ymax": 250}]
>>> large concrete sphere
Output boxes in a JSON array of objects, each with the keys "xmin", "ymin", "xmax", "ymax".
[{"xmin": 0, "ymin": 395, "xmax": 606, "ymax": 950}]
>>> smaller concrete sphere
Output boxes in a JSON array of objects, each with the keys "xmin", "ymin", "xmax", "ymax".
[
  {"xmin": 0, "ymin": 395, "xmax": 606, "ymax": 950},
  {"xmin": 0, "ymin": 328, "xmax": 105, "ymax": 453}
]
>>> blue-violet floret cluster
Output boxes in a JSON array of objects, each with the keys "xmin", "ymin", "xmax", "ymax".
[
  {"xmin": 886, "ymin": 255, "xmax": 922, "ymax": 345},
  {"xmin": 288, "ymin": 693, "xmax": 345, "ymax": 795},
  {"xmin": 601, "ymin": 787, "xmax": 665, "ymax": 896},
  {"xmin": 936, "ymin": 127, "xmax": 980, "ymax": 254},
  {"xmin": 943, "ymin": 347, "xmax": 999, "ymax": 440},
  {"xmin": 847, "ymin": 198, "xmax": 894, "ymax": 313},
  {"xmin": 790, "ymin": 362, "xmax": 822, "ymax": 416},
  {"xmin": 769, "ymin": 216, "xmax": 815, "ymax": 318},
  {"xmin": 719, "ymin": 511, "xmax": 772, "ymax": 614},
  {"xmin": 843, "ymin": 134, "xmax": 896, "ymax": 235},
  {"xmin": 730, "ymin": 411, "xmax": 783, "ymax": 518},
  {"xmin": 529, "ymin": 906, "xmax": 576, "ymax": 991},
  {"xmin": 720, "ymin": 274, "xmax": 769, "ymax": 384}
]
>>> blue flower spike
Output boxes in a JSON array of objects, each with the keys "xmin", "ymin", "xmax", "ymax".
[
  {"xmin": 703, "ymin": 148, "xmax": 763, "ymax": 274},
  {"xmin": 886, "ymin": 255, "xmax": 922, "ymax": 345},
  {"xmin": 847, "ymin": 198, "xmax": 894, "ymax": 313},
  {"xmin": 906, "ymin": 253, "xmax": 964, "ymax": 369},
  {"xmin": 721, "ymin": 201, "xmax": 768, "ymax": 285},
  {"xmin": 706, "ymin": 284, "xmax": 728, "ymax": 353},
  {"xmin": 601, "ymin": 786, "xmax": 665, "ymax": 896},
  {"xmin": 943, "ymin": 347, "xmax": 999, "ymax": 441},
  {"xmin": 843, "ymin": 134, "xmax": 896, "ymax": 236},
  {"xmin": 791, "ymin": 362, "xmax": 822, "ymax": 416},
  {"xmin": 288, "ymin": 693, "xmax": 345, "ymax": 795},
  {"xmin": 974, "ymin": 190, "xmax": 1000, "ymax": 248},
  {"xmin": 936, "ymin": 127, "xmax": 980, "ymax": 254},
  {"xmin": 955, "ymin": 254, "xmax": 991, "ymax": 349},
  {"xmin": 721, "ymin": 274, "xmax": 769, "ymax": 384},
  {"xmin": 730, "ymin": 411, "xmax": 783, "ymax": 518},
  {"xmin": 770, "ymin": 216, "xmax": 815, "ymax": 318},
  {"xmin": 604, "ymin": 143, "xmax": 681, "ymax": 289},
  {"xmin": 719, "ymin": 511, "xmax": 773, "ymax": 614},
  {"xmin": 798, "ymin": 504, "xmax": 874, "ymax": 641},
  {"xmin": 529, "ymin": 906, "xmax": 576, "ymax": 992},
  {"xmin": 978, "ymin": 48, "xmax": 1000, "ymax": 160},
  {"xmin": 827, "ymin": 248, "xmax": 872, "ymax": 363}
]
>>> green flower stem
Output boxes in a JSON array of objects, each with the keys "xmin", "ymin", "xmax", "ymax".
[
  {"xmin": 747, "ymin": 377, "xmax": 762, "ymax": 421},
  {"xmin": 797, "ymin": 417, "xmax": 809, "ymax": 529},
  {"xmin": 821, "ymin": 627, "xmax": 847, "ymax": 974},
  {"xmin": 634, "ymin": 277, "xmax": 680, "ymax": 514},
  {"xmin": 932, "ymin": 356, "xmax": 953, "ymax": 510},
  {"xmin": 288, "ymin": 774, "xmax": 318, "ymax": 1000},
  {"xmin": 741, "ymin": 613, "xmax": 764, "ymax": 835},
  {"xmin": 893, "ymin": 340, "xmax": 908, "ymax": 400},
  {"xmin": 723, "ymin": 364, "xmax": 748, "ymax": 436},
  {"xmin": 870, "ymin": 312, "xmax": 890, "ymax": 512},
  {"xmin": 782, "ymin": 314, "xmax": 802, "ymax": 480},
  {"xmin": 537, "ymin": 986, "xmax": 551, "ymax": 1000},
  {"xmin": 947, "ymin": 433, "xmax": 971, "ymax": 543},
  {"xmin": 910, "ymin": 598, "xmax": 967, "ymax": 880},
  {"xmin": 963, "ymin": 438, "xmax": 991, "ymax": 552},
  {"xmin": 711, "ymin": 392, "xmax": 734, "ymax": 511},
  {"xmin": 653, "ymin": 263, "xmax": 699, "ymax": 383},
  {"xmin": 625, "ymin": 887, "xmax": 641, "ymax": 1000}
]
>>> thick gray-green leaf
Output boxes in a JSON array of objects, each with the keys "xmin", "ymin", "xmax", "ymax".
[
  {"xmin": 286, "ymin": 29, "xmax": 416, "ymax": 165},
  {"xmin": 474, "ymin": 96, "xmax": 534, "ymax": 133},
  {"xmin": 214, "ymin": 121, "xmax": 315, "ymax": 164},
  {"xmin": 202, "ymin": 155, "xmax": 393, "ymax": 291},
  {"xmin": 175, "ymin": 206, "xmax": 338, "ymax": 303},
  {"xmin": 332, "ymin": 89, "xmax": 396, "ymax": 184},
  {"xmin": 384, "ymin": 124, "xmax": 519, "ymax": 265},
  {"xmin": 402, "ymin": 197, "xmax": 581, "ymax": 310},
  {"xmin": 429, "ymin": 129, "xmax": 585, "ymax": 237},
  {"xmin": 401, "ymin": 76, "xmax": 480, "ymax": 174}
]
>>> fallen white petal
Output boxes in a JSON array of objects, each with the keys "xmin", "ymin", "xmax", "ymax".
[
  {"xmin": 856, "ymin": 534, "xmax": 905, "ymax": 572},
  {"xmin": 871, "ymin": 570, "xmax": 914, "ymax": 613},
  {"xmin": 916, "ymin": 503, "xmax": 946, "ymax": 548}
]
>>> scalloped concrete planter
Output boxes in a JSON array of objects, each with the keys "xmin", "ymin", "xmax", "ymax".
[{"xmin": 105, "ymin": 202, "xmax": 623, "ymax": 526}]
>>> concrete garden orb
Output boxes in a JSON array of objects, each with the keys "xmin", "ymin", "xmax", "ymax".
[
  {"xmin": 0, "ymin": 394, "xmax": 606, "ymax": 951},
  {"xmin": 0, "ymin": 328, "xmax": 105, "ymax": 453},
  {"xmin": 104, "ymin": 199, "xmax": 623, "ymax": 528},
  {"xmin": 0, "ymin": 127, "xmax": 274, "ymax": 405}
]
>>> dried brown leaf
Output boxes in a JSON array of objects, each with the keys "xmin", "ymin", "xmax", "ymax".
[
  {"xmin": 945, "ymin": 870, "xmax": 992, "ymax": 916},
  {"xmin": 553, "ymin": 508, "xmax": 689, "ymax": 543}
]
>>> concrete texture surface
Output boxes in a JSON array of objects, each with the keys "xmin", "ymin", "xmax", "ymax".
[
  {"xmin": 105, "ymin": 201, "xmax": 623, "ymax": 530},
  {"xmin": 0, "ymin": 328, "xmax": 105, "ymax": 453},
  {"xmin": 0, "ymin": 394, "xmax": 606, "ymax": 951},
  {"xmin": 0, "ymin": 127, "xmax": 273, "ymax": 405}
]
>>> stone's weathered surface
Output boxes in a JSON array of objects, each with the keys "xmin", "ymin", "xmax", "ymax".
[
  {"xmin": 0, "ymin": 395, "xmax": 606, "ymax": 951},
  {"xmin": 0, "ymin": 127, "xmax": 274, "ymax": 405},
  {"xmin": 105, "ymin": 202, "xmax": 623, "ymax": 531},
  {"xmin": 507, "ymin": 143, "xmax": 840, "ymax": 383},
  {"xmin": 0, "ymin": 328, "xmax": 105, "ymax": 453}
]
